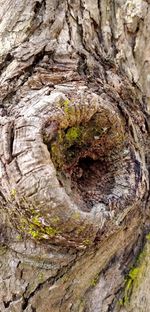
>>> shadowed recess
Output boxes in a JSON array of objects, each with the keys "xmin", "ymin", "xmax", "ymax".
[{"xmin": 46, "ymin": 110, "xmax": 125, "ymax": 212}]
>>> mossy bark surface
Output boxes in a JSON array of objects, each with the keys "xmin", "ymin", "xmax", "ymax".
[{"xmin": 0, "ymin": 0, "xmax": 150, "ymax": 311}]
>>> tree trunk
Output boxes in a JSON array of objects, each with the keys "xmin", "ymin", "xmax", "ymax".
[{"xmin": 0, "ymin": 1, "xmax": 149, "ymax": 311}]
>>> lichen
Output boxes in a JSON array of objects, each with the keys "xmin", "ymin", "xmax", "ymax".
[
  {"xmin": 90, "ymin": 273, "xmax": 99, "ymax": 287},
  {"xmin": 16, "ymin": 234, "xmax": 22, "ymax": 241},
  {"xmin": 50, "ymin": 216, "xmax": 60, "ymax": 224},
  {"xmin": 123, "ymin": 271, "xmax": 137, "ymax": 305},
  {"xmin": 28, "ymin": 224, "xmax": 60, "ymax": 240},
  {"xmin": 119, "ymin": 243, "xmax": 147, "ymax": 306},
  {"xmin": 76, "ymin": 225, "xmax": 86, "ymax": 235},
  {"xmin": 38, "ymin": 272, "xmax": 45, "ymax": 283},
  {"xmin": 44, "ymin": 226, "xmax": 59, "ymax": 236},
  {"xmin": 82, "ymin": 239, "xmax": 92, "ymax": 246},
  {"xmin": 78, "ymin": 299, "xmax": 85, "ymax": 312},
  {"xmin": 146, "ymin": 233, "xmax": 150, "ymax": 240},
  {"xmin": 0, "ymin": 245, "xmax": 7, "ymax": 255},
  {"xmin": 72, "ymin": 212, "xmax": 81, "ymax": 221},
  {"xmin": 19, "ymin": 211, "xmax": 60, "ymax": 241},
  {"xmin": 65, "ymin": 126, "xmax": 82, "ymax": 146},
  {"xmin": 10, "ymin": 188, "xmax": 17, "ymax": 197}
]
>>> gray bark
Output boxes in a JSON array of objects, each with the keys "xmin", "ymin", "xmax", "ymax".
[{"xmin": 0, "ymin": 1, "xmax": 149, "ymax": 311}]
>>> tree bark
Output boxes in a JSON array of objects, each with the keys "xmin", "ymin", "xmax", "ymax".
[{"xmin": 0, "ymin": 1, "xmax": 149, "ymax": 311}]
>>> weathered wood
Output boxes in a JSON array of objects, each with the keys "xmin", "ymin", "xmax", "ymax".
[{"xmin": 0, "ymin": 0, "xmax": 149, "ymax": 311}]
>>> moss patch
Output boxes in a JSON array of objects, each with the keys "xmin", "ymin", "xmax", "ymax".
[
  {"xmin": 65, "ymin": 126, "xmax": 82, "ymax": 145},
  {"xmin": 119, "ymin": 240, "xmax": 148, "ymax": 306},
  {"xmin": 122, "ymin": 267, "xmax": 141, "ymax": 305},
  {"xmin": 90, "ymin": 273, "xmax": 99, "ymax": 287},
  {"xmin": 19, "ymin": 211, "xmax": 60, "ymax": 241},
  {"xmin": 48, "ymin": 105, "xmax": 124, "ymax": 174},
  {"xmin": 50, "ymin": 117, "xmax": 108, "ymax": 170}
]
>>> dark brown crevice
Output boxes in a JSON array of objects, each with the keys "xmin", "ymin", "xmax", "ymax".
[
  {"xmin": 65, "ymin": 0, "xmax": 72, "ymax": 45},
  {"xmin": 27, "ymin": 48, "xmax": 46, "ymax": 75},
  {"xmin": 10, "ymin": 125, "xmax": 14, "ymax": 161},
  {"xmin": 11, "ymin": 46, "xmax": 46, "ymax": 84},
  {"xmin": 21, "ymin": 256, "xmax": 78, "ymax": 311},
  {"xmin": 3, "ymin": 300, "xmax": 11, "ymax": 308},
  {"xmin": 3, "ymin": 293, "xmax": 21, "ymax": 309},
  {"xmin": 21, "ymin": 277, "xmax": 53, "ymax": 311},
  {"xmin": 97, "ymin": 0, "xmax": 104, "ymax": 46},
  {"xmin": 33, "ymin": 1, "xmax": 44, "ymax": 15},
  {"xmin": 0, "ymin": 53, "xmax": 14, "ymax": 75},
  {"xmin": 110, "ymin": 0, "xmax": 119, "ymax": 59},
  {"xmin": 2, "ymin": 48, "xmax": 46, "ymax": 107},
  {"xmin": 0, "ymin": 190, "xmax": 7, "ymax": 204},
  {"xmin": 77, "ymin": 53, "xmax": 88, "ymax": 76},
  {"xmin": 76, "ymin": 1, "xmax": 101, "ymax": 69},
  {"xmin": 29, "ymin": 0, "xmax": 47, "ymax": 34},
  {"xmin": 76, "ymin": 12, "xmax": 115, "ymax": 79}
]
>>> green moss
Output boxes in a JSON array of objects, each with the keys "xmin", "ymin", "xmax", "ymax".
[
  {"xmin": 59, "ymin": 99, "xmax": 70, "ymax": 111},
  {"xmin": 50, "ymin": 118, "xmax": 105, "ymax": 170},
  {"xmin": 16, "ymin": 234, "xmax": 22, "ymax": 241},
  {"xmin": 123, "ymin": 278, "xmax": 132, "ymax": 304},
  {"xmin": 65, "ymin": 127, "xmax": 82, "ymax": 145},
  {"xmin": 63, "ymin": 100, "xmax": 71, "ymax": 114},
  {"xmin": 19, "ymin": 211, "xmax": 60, "ymax": 241},
  {"xmin": 120, "ymin": 247, "xmax": 146, "ymax": 306},
  {"xmin": 31, "ymin": 216, "xmax": 41, "ymax": 226},
  {"xmin": 20, "ymin": 217, "xmax": 28, "ymax": 231},
  {"xmin": 45, "ymin": 226, "xmax": 59, "ymax": 237},
  {"xmin": 76, "ymin": 225, "xmax": 86, "ymax": 235},
  {"xmin": 118, "ymin": 298, "xmax": 124, "ymax": 306},
  {"xmin": 82, "ymin": 239, "xmax": 92, "ymax": 246},
  {"xmin": 10, "ymin": 188, "xmax": 17, "ymax": 197},
  {"xmin": 51, "ymin": 142, "xmax": 63, "ymax": 168},
  {"xmin": 62, "ymin": 99, "xmax": 75, "ymax": 117},
  {"xmin": 28, "ymin": 225, "xmax": 59, "ymax": 240},
  {"xmin": 50, "ymin": 216, "xmax": 60, "ymax": 224},
  {"xmin": 128, "ymin": 267, "xmax": 140, "ymax": 280},
  {"xmin": 38, "ymin": 272, "xmax": 45, "ymax": 283},
  {"xmin": 78, "ymin": 299, "xmax": 85, "ymax": 312},
  {"xmin": 61, "ymin": 275, "xmax": 69, "ymax": 283},
  {"xmin": 28, "ymin": 229, "xmax": 41, "ymax": 239},
  {"xmin": 0, "ymin": 245, "xmax": 7, "ymax": 255},
  {"xmin": 90, "ymin": 274, "xmax": 99, "ymax": 287},
  {"xmin": 72, "ymin": 212, "xmax": 81, "ymax": 221},
  {"xmin": 123, "ymin": 265, "xmax": 143, "ymax": 305},
  {"xmin": 146, "ymin": 233, "xmax": 150, "ymax": 240},
  {"xmin": 57, "ymin": 99, "xmax": 75, "ymax": 120}
]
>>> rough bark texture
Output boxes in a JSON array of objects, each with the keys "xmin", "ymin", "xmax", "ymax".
[{"xmin": 0, "ymin": 1, "xmax": 150, "ymax": 311}]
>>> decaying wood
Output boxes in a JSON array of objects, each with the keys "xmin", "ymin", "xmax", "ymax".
[{"xmin": 0, "ymin": 1, "xmax": 149, "ymax": 311}]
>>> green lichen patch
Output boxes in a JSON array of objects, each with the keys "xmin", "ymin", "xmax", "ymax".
[
  {"xmin": 27, "ymin": 224, "xmax": 60, "ymax": 240},
  {"xmin": 16, "ymin": 234, "xmax": 23, "ymax": 241},
  {"xmin": 50, "ymin": 117, "xmax": 109, "ymax": 171},
  {"xmin": 19, "ymin": 211, "xmax": 60, "ymax": 241},
  {"xmin": 28, "ymin": 221, "xmax": 60, "ymax": 240},
  {"xmin": 146, "ymin": 233, "xmax": 150, "ymax": 240},
  {"xmin": 82, "ymin": 239, "xmax": 92, "ymax": 247},
  {"xmin": 10, "ymin": 188, "xmax": 17, "ymax": 197},
  {"xmin": 72, "ymin": 212, "xmax": 81, "ymax": 221},
  {"xmin": 65, "ymin": 126, "xmax": 82, "ymax": 146},
  {"xmin": 119, "ymin": 245, "xmax": 147, "ymax": 306},
  {"xmin": 90, "ymin": 273, "xmax": 100, "ymax": 287},
  {"xmin": 0, "ymin": 245, "xmax": 7, "ymax": 256}
]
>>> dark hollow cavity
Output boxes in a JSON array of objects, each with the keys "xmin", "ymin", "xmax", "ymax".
[{"xmin": 70, "ymin": 156, "xmax": 116, "ymax": 211}]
